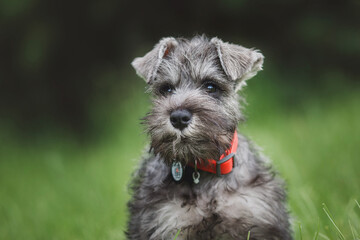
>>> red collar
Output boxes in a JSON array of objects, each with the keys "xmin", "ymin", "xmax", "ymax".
[{"xmin": 188, "ymin": 130, "xmax": 238, "ymax": 176}]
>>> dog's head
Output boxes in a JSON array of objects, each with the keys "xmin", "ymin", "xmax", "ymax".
[{"xmin": 132, "ymin": 36, "xmax": 263, "ymax": 164}]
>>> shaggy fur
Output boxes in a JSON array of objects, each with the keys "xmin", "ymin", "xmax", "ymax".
[{"xmin": 127, "ymin": 36, "xmax": 292, "ymax": 240}]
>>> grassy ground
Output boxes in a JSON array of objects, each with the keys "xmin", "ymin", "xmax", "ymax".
[{"xmin": 0, "ymin": 75, "xmax": 359, "ymax": 239}]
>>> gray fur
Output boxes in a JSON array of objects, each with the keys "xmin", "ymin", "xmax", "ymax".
[{"xmin": 127, "ymin": 36, "xmax": 292, "ymax": 240}]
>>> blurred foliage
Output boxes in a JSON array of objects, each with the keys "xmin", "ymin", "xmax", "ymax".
[{"xmin": 0, "ymin": 0, "xmax": 359, "ymax": 138}]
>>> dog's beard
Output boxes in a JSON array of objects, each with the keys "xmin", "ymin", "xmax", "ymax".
[{"xmin": 143, "ymin": 107, "xmax": 237, "ymax": 165}]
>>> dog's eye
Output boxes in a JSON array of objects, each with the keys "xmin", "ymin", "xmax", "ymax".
[
  {"xmin": 159, "ymin": 84, "xmax": 174, "ymax": 96},
  {"xmin": 203, "ymin": 82, "xmax": 221, "ymax": 97},
  {"xmin": 205, "ymin": 83, "xmax": 217, "ymax": 93}
]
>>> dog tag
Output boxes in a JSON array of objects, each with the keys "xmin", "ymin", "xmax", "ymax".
[
  {"xmin": 171, "ymin": 161, "xmax": 184, "ymax": 182},
  {"xmin": 192, "ymin": 171, "xmax": 200, "ymax": 184}
]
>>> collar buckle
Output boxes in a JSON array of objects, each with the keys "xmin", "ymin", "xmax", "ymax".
[{"xmin": 216, "ymin": 153, "xmax": 236, "ymax": 177}]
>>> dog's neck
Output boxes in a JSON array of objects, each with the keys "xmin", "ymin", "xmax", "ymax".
[{"xmin": 187, "ymin": 130, "xmax": 238, "ymax": 176}]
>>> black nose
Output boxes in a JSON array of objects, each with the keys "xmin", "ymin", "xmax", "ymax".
[{"xmin": 170, "ymin": 109, "xmax": 192, "ymax": 130}]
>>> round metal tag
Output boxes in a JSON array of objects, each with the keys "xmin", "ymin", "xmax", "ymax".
[{"xmin": 171, "ymin": 161, "xmax": 184, "ymax": 182}]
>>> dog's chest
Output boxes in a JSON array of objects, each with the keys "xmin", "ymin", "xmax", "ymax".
[
  {"xmin": 141, "ymin": 155, "xmax": 280, "ymax": 239},
  {"xmin": 153, "ymin": 179, "xmax": 266, "ymax": 239}
]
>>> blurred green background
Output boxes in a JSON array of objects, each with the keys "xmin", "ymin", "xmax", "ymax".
[{"xmin": 0, "ymin": 0, "xmax": 359, "ymax": 239}]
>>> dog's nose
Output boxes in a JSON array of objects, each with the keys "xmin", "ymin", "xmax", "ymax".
[{"xmin": 170, "ymin": 109, "xmax": 192, "ymax": 130}]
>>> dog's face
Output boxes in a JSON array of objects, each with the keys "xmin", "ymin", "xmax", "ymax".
[{"xmin": 132, "ymin": 36, "xmax": 263, "ymax": 164}]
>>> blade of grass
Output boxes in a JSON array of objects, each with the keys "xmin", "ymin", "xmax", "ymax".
[
  {"xmin": 313, "ymin": 218, "xmax": 320, "ymax": 240},
  {"xmin": 247, "ymin": 231, "xmax": 251, "ymax": 240},
  {"xmin": 355, "ymin": 200, "xmax": 360, "ymax": 210},
  {"xmin": 322, "ymin": 203, "xmax": 345, "ymax": 240},
  {"xmin": 348, "ymin": 219, "xmax": 356, "ymax": 240},
  {"xmin": 318, "ymin": 233, "xmax": 331, "ymax": 240},
  {"xmin": 299, "ymin": 223, "xmax": 303, "ymax": 240},
  {"xmin": 173, "ymin": 229, "xmax": 181, "ymax": 240}
]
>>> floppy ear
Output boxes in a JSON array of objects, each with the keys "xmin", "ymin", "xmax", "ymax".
[
  {"xmin": 131, "ymin": 37, "xmax": 178, "ymax": 83},
  {"xmin": 211, "ymin": 37, "xmax": 264, "ymax": 91}
]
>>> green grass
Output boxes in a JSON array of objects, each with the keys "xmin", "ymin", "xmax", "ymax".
[
  {"xmin": 173, "ymin": 229, "xmax": 181, "ymax": 240},
  {"xmin": 0, "ymin": 77, "xmax": 359, "ymax": 239},
  {"xmin": 0, "ymin": 139, "xmax": 140, "ymax": 239}
]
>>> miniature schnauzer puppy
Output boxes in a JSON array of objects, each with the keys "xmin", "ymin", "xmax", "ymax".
[{"xmin": 127, "ymin": 36, "xmax": 292, "ymax": 240}]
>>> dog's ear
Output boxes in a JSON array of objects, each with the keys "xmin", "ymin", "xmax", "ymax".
[
  {"xmin": 211, "ymin": 37, "xmax": 264, "ymax": 91},
  {"xmin": 132, "ymin": 37, "xmax": 178, "ymax": 83}
]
